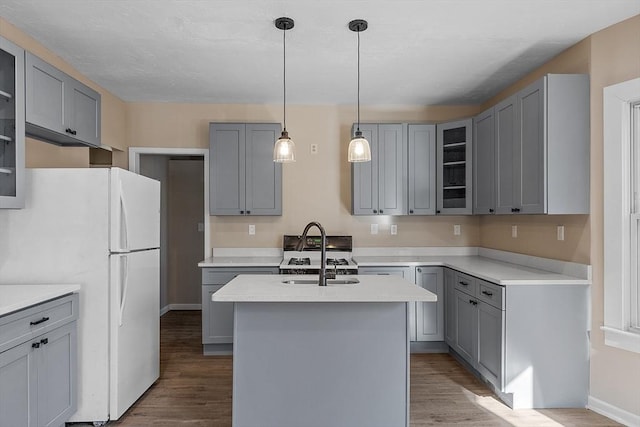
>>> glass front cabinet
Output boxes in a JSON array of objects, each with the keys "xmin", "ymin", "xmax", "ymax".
[
  {"xmin": 0, "ymin": 36, "xmax": 25, "ymax": 209},
  {"xmin": 436, "ymin": 119, "xmax": 472, "ymax": 214}
]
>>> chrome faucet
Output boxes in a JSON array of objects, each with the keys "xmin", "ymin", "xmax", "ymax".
[{"xmin": 295, "ymin": 221, "xmax": 335, "ymax": 286}]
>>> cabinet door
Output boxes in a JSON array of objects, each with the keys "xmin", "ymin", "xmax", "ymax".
[
  {"xmin": 454, "ymin": 289, "xmax": 477, "ymax": 366},
  {"xmin": 408, "ymin": 124, "xmax": 436, "ymax": 215},
  {"xmin": 415, "ymin": 267, "xmax": 444, "ymax": 341},
  {"xmin": 67, "ymin": 79, "xmax": 101, "ymax": 148},
  {"xmin": 25, "ymin": 53, "xmax": 66, "ymax": 135},
  {"xmin": 37, "ymin": 323, "xmax": 77, "ymax": 427},
  {"xmin": 494, "ymin": 95, "xmax": 518, "ymax": 214},
  {"xmin": 0, "ymin": 340, "xmax": 36, "ymax": 427},
  {"xmin": 517, "ymin": 78, "xmax": 546, "ymax": 214},
  {"xmin": 245, "ymin": 124, "xmax": 282, "ymax": 216},
  {"xmin": 473, "ymin": 107, "xmax": 495, "ymax": 214},
  {"xmin": 210, "ymin": 123, "xmax": 246, "ymax": 215},
  {"xmin": 377, "ymin": 124, "xmax": 406, "ymax": 215},
  {"xmin": 0, "ymin": 36, "xmax": 25, "ymax": 209},
  {"xmin": 202, "ymin": 285, "xmax": 234, "ymax": 344},
  {"xmin": 436, "ymin": 119, "xmax": 473, "ymax": 214},
  {"xmin": 444, "ymin": 268, "xmax": 457, "ymax": 347},
  {"xmin": 352, "ymin": 124, "xmax": 379, "ymax": 215},
  {"xmin": 477, "ymin": 302, "xmax": 504, "ymax": 390}
]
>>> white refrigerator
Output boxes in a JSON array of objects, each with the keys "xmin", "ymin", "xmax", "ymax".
[{"xmin": 0, "ymin": 167, "xmax": 160, "ymax": 423}]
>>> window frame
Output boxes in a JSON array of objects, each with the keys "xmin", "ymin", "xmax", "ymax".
[{"xmin": 602, "ymin": 77, "xmax": 640, "ymax": 353}]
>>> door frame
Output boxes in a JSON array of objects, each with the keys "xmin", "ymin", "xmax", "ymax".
[{"xmin": 128, "ymin": 147, "xmax": 210, "ymax": 257}]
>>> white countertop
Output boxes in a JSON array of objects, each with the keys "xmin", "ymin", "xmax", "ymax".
[
  {"xmin": 198, "ymin": 256, "xmax": 283, "ymax": 267},
  {"xmin": 212, "ymin": 274, "xmax": 437, "ymax": 302},
  {"xmin": 354, "ymin": 255, "xmax": 590, "ymax": 285},
  {"xmin": 0, "ymin": 284, "xmax": 81, "ymax": 317}
]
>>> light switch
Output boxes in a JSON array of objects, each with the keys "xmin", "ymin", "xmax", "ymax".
[
  {"xmin": 557, "ymin": 225, "xmax": 565, "ymax": 241},
  {"xmin": 249, "ymin": 224, "xmax": 256, "ymax": 235},
  {"xmin": 390, "ymin": 224, "xmax": 398, "ymax": 235},
  {"xmin": 512, "ymin": 225, "xmax": 518, "ymax": 238},
  {"xmin": 371, "ymin": 224, "xmax": 379, "ymax": 235},
  {"xmin": 453, "ymin": 224, "xmax": 461, "ymax": 236}
]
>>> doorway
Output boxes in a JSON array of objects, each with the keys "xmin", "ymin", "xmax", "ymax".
[{"xmin": 130, "ymin": 148, "xmax": 209, "ymax": 314}]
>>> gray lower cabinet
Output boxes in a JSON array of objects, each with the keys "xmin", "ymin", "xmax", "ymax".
[
  {"xmin": 25, "ymin": 53, "xmax": 101, "ymax": 148},
  {"xmin": 209, "ymin": 123, "xmax": 282, "ymax": 216},
  {"xmin": 494, "ymin": 74, "xmax": 589, "ymax": 214},
  {"xmin": 473, "ymin": 107, "xmax": 495, "ymax": 214},
  {"xmin": 351, "ymin": 123, "xmax": 407, "ymax": 216},
  {"xmin": 415, "ymin": 267, "xmax": 444, "ymax": 341},
  {"xmin": 436, "ymin": 119, "xmax": 473, "ymax": 215},
  {"xmin": 448, "ymin": 270, "xmax": 588, "ymax": 409},
  {"xmin": 408, "ymin": 124, "xmax": 436, "ymax": 215},
  {"xmin": 201, "ymin": 267, "xmax": 278, "ymax": 352},
  {"xmin": 0, "ymin": 294, "xmax": 78, "ymax": 427}
]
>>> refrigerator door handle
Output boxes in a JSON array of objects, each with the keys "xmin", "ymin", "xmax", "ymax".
[
  {"xmin": 118, "ymin": 255, "xmax": 129, "ymax": 327},
  {"xmin": 119, "ymin": 181, "xmax": 130, "ymax": 252}
]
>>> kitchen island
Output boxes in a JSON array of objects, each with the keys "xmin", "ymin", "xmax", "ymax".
[{"xmin": 213, "ymin": 274, "xmax": 436, "ymax": 427}]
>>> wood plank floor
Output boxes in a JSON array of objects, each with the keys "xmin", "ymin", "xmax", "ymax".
[{"xmin": 109, "ymin": 311, "xmax": 619, "ymax": 426}]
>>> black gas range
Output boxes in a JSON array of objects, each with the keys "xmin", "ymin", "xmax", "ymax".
[{"xmin": 279, "ymin": 235, "xmax": 358, "ymax": 275}]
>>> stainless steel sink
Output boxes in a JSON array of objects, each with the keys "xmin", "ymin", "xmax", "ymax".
[{"xmin": 281, "ymin": 278, "xmax": 360, "ymax": 285}]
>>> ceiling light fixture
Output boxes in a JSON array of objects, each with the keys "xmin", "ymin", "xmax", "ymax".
[
  {"xmin": 273, "ymin": 17, "xmax": 295, "ymax": 163},
  {"xmin": 347, "ymin": 19, "xmax": 371, "ymax": 163}
]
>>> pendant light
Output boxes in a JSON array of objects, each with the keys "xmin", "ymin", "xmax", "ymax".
[
  {"xmin": 348, "ymin": 19, "xmax": 371, "ymax": 163},
  {"xmin": 273, "ymin": 17, "xmax": 296, "ymax": 163}
]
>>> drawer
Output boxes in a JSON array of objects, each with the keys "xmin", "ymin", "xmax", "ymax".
[
  {"xmin": 202, "ymin": 267, "xmax": 279, "ymax": 285},
  {"xmin": 454, "ymin": 272, "xmax": 476, "ymax": 296},
  {"xmin": 477, "ymin": 280, "xmax": 504, "ymax": 310},
  {"xmin": 0, "ymin": 293, "xmax": 78, "ymax": 353}
]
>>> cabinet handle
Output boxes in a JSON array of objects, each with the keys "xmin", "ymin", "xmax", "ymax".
[
  {"xmin": 409, "ymin": 209, "xmax": 414, "ymax": 214},
  {"xmin": 71, "ymin": 129, "xmax": 77, "ymax": 135},
  {"xmin": 459, "ymin": 281, "xmax": 468, "ymax": 286},
  {"xmin": 65, "ymin": 128, "xmax": 72, "ymax": 134},
  {"xmin": 511, "ymin": 207, "xmax": 521, "ymax": 213},
  {"xmin": 379, "ymin": 209, "xmax": 384, "ymax": 214},
  {"xmin": 469, "ymin": 299, "xmax": 478, "ymax": 306},
  {"xmin": 40, "ymin": 338, "xmax": 48, "ymax": 345},
  {"xmin": 436, "ymin": 210, "xmax": 441, "ymax": 214},
  {"xmin": 481, "ymin": 290, "xmax": 493, "ymax": 297},
  {"xmin": 489, "ymin": 209, "xmax": 494, "ymax": 213},
  {"xmin": 246, "ymin": 210, "xmax": 251, "ymax": 215},
  {"xmin": 373, "ymin": 210, "xmax": 378, "ymax": 214},
  {"xmin": 32, "ymin": 342, "xmax": 40, "ymax": 349},
  {"xmin": 30, "ymin": 316, "xmax": 50, "ymax": 326},
  {"xmin": 417, "ymin": 268, "xmax": 422, "ymax": 272},
  {"xmin": 240, "ymin": 210, "xmax": 244, "ymax": 214}
]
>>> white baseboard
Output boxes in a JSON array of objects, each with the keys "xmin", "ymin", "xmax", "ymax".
[
  {"xmin": 588, "ymin": 396, "xmax": 640, "ymax": 426},
  {"xmin": 160, "ymin": 304, "xmax": 202, "ymax": 316}
]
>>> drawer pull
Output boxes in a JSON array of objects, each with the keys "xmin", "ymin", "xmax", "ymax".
[
  {"xmin": 32, "ymin": 342, "xmax": 40, "ymax": 349},
  {"xmin": 40, "ymin": 338, "xmax": 49, "ymax": 345},
  {"xmin": 30, "ymin": 316, "xmax": 50, "ymax": 326},
  {"xmin": 481, "ymin": 290, "xmax": 493, "ymax": 297},
  {"xmin": 459, "ymin": 281, "xmax": 469, "ymax": 286},
  {"xmin": 469, "ymin": 299, "xmax": 478, "ymax": 306}
]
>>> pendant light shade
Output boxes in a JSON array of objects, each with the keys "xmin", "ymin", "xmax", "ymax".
[
  {"xmin": 274, "ymin": 17, "xmax": 295, "ymax": 163},
  {"xmin": 348, "ymin": 19, "xmax": 371, "ymax": 163}
]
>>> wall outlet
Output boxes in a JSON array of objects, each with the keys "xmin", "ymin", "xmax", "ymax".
[
  {"xmin": 557, "ymin": 225, "xmax": 565, "ymax": 241},
  {"xmin": 390, "ymin": 224, "xmax": 398, "ymax": 235},
  {"xmin": 453, "ymin": 224, "xmax": 461, "ymax": 236},
  {"xmin": 370, "ymin": 224, "xmax": 379, "ymax": 235},
  {"xmin": 310, "ymin": 144, "xmax": 318, "ymax": 154},
  {"xmin": 248, "ymin": 224, "xmax": 256, "ymax": 235},
  {"xmin": 511, "ymin": 225, "xmax": 518, "ymax": 238}
]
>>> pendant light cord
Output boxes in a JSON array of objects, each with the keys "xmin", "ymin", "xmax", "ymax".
[
  {"xmin": 283, "ymin": 24, "xmax": 287, "ymax": 132},
  {"xmin": 357, "ymin": 28, "xmax": 361, "ymax": 133}
]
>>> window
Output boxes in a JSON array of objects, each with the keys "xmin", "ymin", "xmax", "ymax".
[{"xmin": 603, "ymin": 77, "xmax": 640, "ymax": 353}]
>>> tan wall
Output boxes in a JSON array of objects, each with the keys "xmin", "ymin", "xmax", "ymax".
[
  {"xmin": 0, "ymin": 17, "xmax": 128, "ymax": 167},
  {"xmin": 588, "ymin": 14, "xmax": 640, "ymax": 417},
  {"xmin": 127, "ymin": 102, "xmax": 482, "ymax": 248}
]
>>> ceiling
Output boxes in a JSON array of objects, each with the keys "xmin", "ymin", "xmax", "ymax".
[{"xmin": 1, "ymin": 1, "xmax": 639, "ymax": 105}]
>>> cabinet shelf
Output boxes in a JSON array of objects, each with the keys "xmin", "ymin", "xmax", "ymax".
[
  {"xmin": 443, "ymin": 161, "xmax": 465, "ymax": 166},
  {"xmin": 444, "ymin": 185, "xmax": 466, "ymax": 190},
  {"xmin": 0, "ymin": 134, "xmax": 12, "ymax": 142},
  {"xmin": 0, "ymin": 89, "xmax": 12, "ymax": 100},
  {"xmin": 443, "ymin": 142, "xmax": 466, "ymax": 148}
]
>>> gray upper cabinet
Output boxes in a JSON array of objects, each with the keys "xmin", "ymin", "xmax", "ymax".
[
  {"xmin": 473, "ymin": 107, "xmax": 495, "ymax": 214},
  {"xmin": 0, "ymin": 36, "xmax": 25, "ymax": 209},
  {"xmin": 408, "ymin": 124, "xmax": 436, "ymax": 215},
  {"xmin": 25, "ymin": 52, "xmax": 101, "ymax": 148},
  {"xmin": 495, "ymin": 74, "xmax": 589, "ymax": 214},
  {"xmin": 352, "ymin": 123, "xmax": 406, "ymax": 216},
  {"xmin": 209, "ymin": 123, "xmax": 282, "ymax": 216},
  {"xmin": 436, "ymin": 119, "xmax": 473, "ymax": 214}
]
